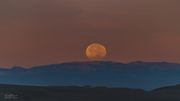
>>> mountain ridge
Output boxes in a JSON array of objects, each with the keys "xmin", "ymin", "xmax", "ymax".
[
  {"xmin": 7, "ymin": 61, "xmax": 180, "ymax": 69},
  {"xmin": 0, "ymin": 83, "xmax": 180, "ymax": 101},
  {"xmin": 0, "ymin": 61, "xmax": 180, "ymax": 90}
]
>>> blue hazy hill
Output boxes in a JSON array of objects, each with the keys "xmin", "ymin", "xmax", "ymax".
[{"xmin": 0, "ymin": 61, "xmax": 180, "ymax": 90}]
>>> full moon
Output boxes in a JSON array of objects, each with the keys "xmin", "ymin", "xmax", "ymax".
[{"xmin": 85, "ymin": 43, "xmax": 107, "ymax": 60}]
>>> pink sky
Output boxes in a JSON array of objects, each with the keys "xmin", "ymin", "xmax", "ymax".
[{"xmin": 0, "ymin": 0, "xmax": 180, "ymax": 67}]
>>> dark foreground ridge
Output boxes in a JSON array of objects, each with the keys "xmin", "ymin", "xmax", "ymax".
[{"xmin": 0, "ymin": 84, "xmax": 180, "ymax": 101}]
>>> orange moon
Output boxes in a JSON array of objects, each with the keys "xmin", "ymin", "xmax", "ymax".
[{"xmin": 85, "ymin": 43, "xmax": 107, "ymax": 60}]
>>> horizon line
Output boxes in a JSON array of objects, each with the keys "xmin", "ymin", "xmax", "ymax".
[{"xmin": 1, "ymin": 60, "xmax": 179, "ymax": 69}]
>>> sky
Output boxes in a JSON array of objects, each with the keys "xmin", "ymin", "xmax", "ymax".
[{"xmin": 0, "ymin": 0, "xmax": 180, "ymax": 67}]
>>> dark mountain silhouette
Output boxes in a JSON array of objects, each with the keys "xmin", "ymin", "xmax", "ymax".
[
  {"xmin": 0, "ymin": 84, "xmax": 180, "ymax": 101},
  {"xmin": 0, "ymin": 61, "xmax": 180, "ymax": 90}
]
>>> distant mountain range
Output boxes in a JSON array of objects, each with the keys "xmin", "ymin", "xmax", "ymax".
[{"xmin": 0, "ymin": 61, "xmax": 180, "ymax": 90}]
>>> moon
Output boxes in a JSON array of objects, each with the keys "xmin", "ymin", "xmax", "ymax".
[{"xmin": 85, "ymin": 43, "xmax": 107, "ymax": 60}]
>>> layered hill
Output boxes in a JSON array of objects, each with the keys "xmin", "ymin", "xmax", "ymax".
[
  {"xmin": 0, "ymin": 61, "xmax": 180, "ymax": 90},
  {"xmin": 0, "ymin": 84, "xmax": 180, "ymax": 101}
]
